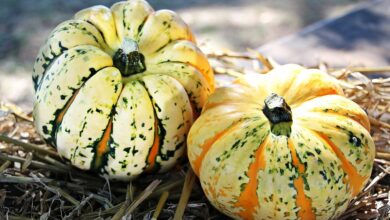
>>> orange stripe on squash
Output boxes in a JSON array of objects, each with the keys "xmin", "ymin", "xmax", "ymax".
[
  {"xmin": 294, "ymin": 178, "xmax": 316, "ymax": 220},
  {"xmin": 235, "ymin": 136, "xmax": 269, "ymax": 220},
  {"xmin": 146, "ymin": 119, "xmax": 160, "ymax": 172},
  {"xmin": 346, "ymin": 114, "xmax": 370, "ymax": 132},
  {"xmin": 192, "ymin": 121, "xmax": 242, "ymax": 176},
  {"xmin": 315, "ymin": 132, "xmax": 366, "ymax": 196},
  {"xmin": 94, "ymin": 120, "xmax": 112, "ymax": 168},
  {"xmin": 294, "ymin": 88, "xmax": 340, "ymax": 105},
  {"xmin": 56, "ymin": 90, "xmax": 79, "ymax": 125},
  {"xmin": 288, "ymin": 140, "xmax": 316, "ymax": 220}
]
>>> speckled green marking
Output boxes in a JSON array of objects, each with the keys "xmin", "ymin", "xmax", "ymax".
[
  {"xmin": 33, "ymin": 20, "xmax": 108, "ymax": 91},
  {"xmin": 33, "ymin": 46, "xmax": 112, "ymax": 147}
]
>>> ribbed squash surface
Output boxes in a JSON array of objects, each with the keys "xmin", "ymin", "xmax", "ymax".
[
  {"xmin": 33, "ymin": 0, "xmax": 214, "ymax": 180},
  {"xmin": 187, "ymin": 64, "xmax": 374, "ymax": 220}
]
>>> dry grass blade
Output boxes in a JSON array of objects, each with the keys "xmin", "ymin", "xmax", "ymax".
[
  {"xmin": 124, "ymin": 179, "xmax": 161, "ymax": 216},
  {"xmin": 0, "ymin": 153, "xmax": 67, "ymax": 173},
  {"xmin": 31, "ymin": 173, "xmax": 80, "ymax": 207},
  {"xmin": 207, "ymin": 52, "xmax": 255, "ymax": 60},
  {"xmin": 173, "ymin": 168, "xmax": 196, "ymax": 220},
  {"xmin": 375, "ymin": 158, "xmax": 390, "ymax": 166},
  {"xmin": 64, "ymin": 194, "xmax": 94, "ymax": 220},
  {"xmin": 0, "ymin": 174, "xmax": 52, "ymax": 184},
  {"xmin": 152, "ymin": 191, "xmax": 169, "ymax": 220},
  {"xmin": 7, "ymin": 216, "xmax": 32, "ymax": 220},
  {"xmin": 247, "ymin": 49, "xmax": 276, "ymax": 71},
  {"xmin": 21, "ymin": 152, "xmax": 32, "ymax": 172},
  {"xmin": 364, "ymin": 169, "xmax": 389, "ymax": 193},
  {"xmin": 87, "ymin": 192, "xmax": 114, "ymax": 209},
  {"xmin": 50, "ymin": 186, "xmax": 81, "ymax": 206},
  {"xmin": 0, "ymin": 160, "xmax": 11, "ymax": 172},
  {"xmin": 328, "ymin": 66, "xmax": 390, "ymax": 74},
  {"xmin": 34, "ymin": 153, "xmax": 69, "ymax": 170},
  {"xmin": 369, "ymin": 117, "xmax": 390, "ymax": 129},
  {"xmin": 213, "ymin": 67, "xmax": 245, "ymax": 78},
  {"xmin": 376, "ymin": 152, "xmax": 390, "ymax": 161},
  {"xmin": 111, "ymin": 185, "xmax": 133, "ymax": 220},
  {"xmin": 112, "ymin": 180, "xmax": 161, "ymax": 220},
  {"xmin": 81, "ymin": 203, "xmax": 122, "ymax": 219},
  {"xmin": 0, "ymin": 134, "xmax": 59, "ymax": 158},
  {"xmin": 150, "ymin": 178, "xmax": 184, "ymax": 199}
]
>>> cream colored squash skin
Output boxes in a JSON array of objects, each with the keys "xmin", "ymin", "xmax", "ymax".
[
  {"xmin": 187, "ymin": 64, "xmax": 374, "ymax": 220},
  {"xmin": 32, "ymin": 0, "xmax": 214, "ymax": 180}
]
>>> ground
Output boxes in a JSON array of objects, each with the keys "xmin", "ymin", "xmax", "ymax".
[{"xmin": 0, "ymin": 0, "xmax": 366, "ymax": 109}]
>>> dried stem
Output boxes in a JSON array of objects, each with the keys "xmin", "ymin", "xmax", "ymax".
[
  {"xmin": 173, "ymin": 168, "xmax": 196, "ymax": 220},
  {"xmin": 124, "ymin": 180, "xmax": 161, "ymax": 216},
  {"xmin": 0, "ymin": 160, "xmax": 11, "ymax": 172},
  {"xmin": 0, "ymin": 174, "xmax": 52, "ymax": 184},
  {"xmin": 152, "ymin": 191, "xmax": 169, "ymax": 220},
  {"xmin": 112, "ymin": 180, "xmax": 161, "ymax": 220},
  {"xmin": 0, "ymin": 153, "xmax": 67, "ymax": 174},
  {"xmin": 328, "ymin": 66, "xmax": 390, "ymax": 74},
  {"xmin": 0, "ymin": 134, "xmax": 59, "ymax": 159}
]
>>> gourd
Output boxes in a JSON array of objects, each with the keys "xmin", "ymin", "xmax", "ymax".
[
  {"xmin": 32, "ymin": 0, "xmax": 214, "ymax": 180},
  {"xmin": 187, "ymin": 64, "xmax": 374, "ymax": 220}
]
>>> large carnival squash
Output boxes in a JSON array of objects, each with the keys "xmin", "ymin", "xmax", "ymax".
[
  {"xmin": 187, "ymin": 64, "xmax": 374, "ymax": 219},
  {"xmin": 32, "ymin": 0, "xmax": 214, "ymax": 180}
]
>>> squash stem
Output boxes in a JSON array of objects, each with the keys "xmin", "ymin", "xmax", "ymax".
[
  {"xmin": 113, "ymin": 39, "xmax": 146, "ymax": 77},
  {"xmin": 262, "ymin": 93, "xmax": 292, "ymax": 137}
]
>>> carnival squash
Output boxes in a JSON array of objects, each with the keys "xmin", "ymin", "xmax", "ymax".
[
  {"xmin": 187, "ymin": 64, "xmax": 374, "ymax": 220},
  {"xmin": 32, "ymin": 0, "xmax": 214, "ymax": 180}
]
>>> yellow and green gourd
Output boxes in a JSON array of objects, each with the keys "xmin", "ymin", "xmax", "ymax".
[
  {"xmin": 188, "ymin": 64, "xmax": 374, "ymax": 220},
  {"xmin": 32, "ymin": 0, "xmax": 214, "ymax": 180}
]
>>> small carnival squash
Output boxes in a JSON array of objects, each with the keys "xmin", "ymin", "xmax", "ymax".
[
  {"xmin": 32, "ymin": 0, "xmax": 214, "ymax": 180},
  {"xmin": 187, "ymin": 64, "xmax": 374, "ymax": 220}
]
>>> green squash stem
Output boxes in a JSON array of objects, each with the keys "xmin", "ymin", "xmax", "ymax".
[
  {"xmin": 113, "ymin": 39, "xmax": 146, "ymax": 77},
  {"xmin": 262, "ymin": 93, "xmax": 293, "ymax": 137}
]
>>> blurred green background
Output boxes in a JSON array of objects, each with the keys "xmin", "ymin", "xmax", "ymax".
[{"xmin": 0, "ymin": 0, "xmax": 365, "ymax": 109}]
